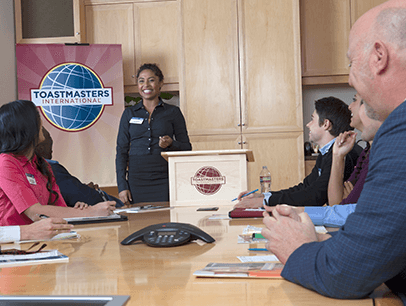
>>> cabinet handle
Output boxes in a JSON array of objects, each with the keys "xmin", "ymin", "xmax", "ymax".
[
  {"xmin": 76, "ymin": 32, "xmax": 80, "ymax": 35},
  {"xmin": 237, "ymin": 123, "xmax": 241, "ymax": 127},
  {"xmin": 131, "ymin": 75, "xmax": 135, "ymax": 78},
  {"xmin": 238, "ymin": 142, "xmax": 241, "ymax": 145},
  {"xmin": 243, "ymin": 141, "xmax": 246, "ymax": 144},
  {"xmin": 242, "ymin": 123, "xmax": 245, "ymax": 126}
]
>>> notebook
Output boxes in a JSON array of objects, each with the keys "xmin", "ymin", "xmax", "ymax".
[
  {"xmin": 64, "ymin": 214, "xmax": 128, "ymax": 225},
  {"xmin": 228, "ymin": 207, "xmax": 265, "ymax": 218}
]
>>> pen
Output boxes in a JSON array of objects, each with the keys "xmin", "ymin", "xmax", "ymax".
[
  {"xmin": 38, "ymin": 214, "xmax": 49, "ymax": 219},
  {"xmin": 231, "ymin": 189, "xmax": 259, "ymax": 202},
  {"xmin": 97, "ymin": 188, "xmax": 108, "ymax": 201},
  {"xmin": 248, "ymin": 248, "xmax": 268, "ymax": 251}
]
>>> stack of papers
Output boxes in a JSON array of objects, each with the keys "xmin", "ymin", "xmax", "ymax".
[
  {"xmin": 194, "ymin": 262, "xmax": 284, "ymax": 279},
  {"xmin": 0, "ymin": 250, "xmax": 68, "ymax": 268}
]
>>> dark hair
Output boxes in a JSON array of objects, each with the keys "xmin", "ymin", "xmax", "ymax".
[
  {"xmin": 0, "ymin": 100, "xmax": 41, "ymax": 154},
  {"xmin": 136, "ymin": 63, "xmax": 164, "ymax": 82},
  {"xmin": 0, "ymin": 100, "xmax": 59, "ymax": 205},
  {"xmin": 314, "ymin": 96, "xmax": 353, "ymax": 137}
]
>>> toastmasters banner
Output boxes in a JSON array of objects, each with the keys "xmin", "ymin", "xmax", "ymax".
[{"xmin": 16, "ymin": 44, "xmax": 124, "ymax": 187}]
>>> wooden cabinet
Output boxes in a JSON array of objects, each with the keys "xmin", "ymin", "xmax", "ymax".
[
  {"xmin": 242, "ymin": 132, "xmax": 304, "ymax": 191},
  {"xmin": 84, "ymin": 0, "xmax": 180, "ymax": 92},
  {"xmin": 300, "ymin": 0, "xmax": 387, "ymax": 85},
  {"xmin": 85, "ymin": 3, "xmax": 136, "ymax": 86},
  {"xmin": 350, "ymin": 0, "xmax": 388, "ymax": 23},
  {"xmin": 180, "ymin": 0, "xmax": 240, "ymax": 136},
  {"xmin": 182, "ymin": 0, "xmax": 304, "ymax": 191},
  {"xmin": 14, "ymin": 0, "xmax": 85, "ymax": 44},
  {"xmin": 300, "ymin": 0, "xmax": 350, "ymax": 84}
]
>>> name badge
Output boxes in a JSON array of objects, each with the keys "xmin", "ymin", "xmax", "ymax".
[
  {"xmin": 26, "ymin": 173, "xmax": 37, "ymax": 185},
  {"xmin": 130, "ymin": 117, "xmax": 144, "ymax": 124}
]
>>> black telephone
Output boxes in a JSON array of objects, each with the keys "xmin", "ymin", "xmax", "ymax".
[{"xmin": 121, "ymin": 222, "xmax": 215, "ymax": 247}]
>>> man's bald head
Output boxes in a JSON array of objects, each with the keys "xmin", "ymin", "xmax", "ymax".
[{"xmin": 348, "ymin": 0, "xmax": 406, "ymax": 121}]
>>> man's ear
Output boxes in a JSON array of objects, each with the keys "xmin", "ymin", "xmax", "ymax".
[
  {"xmin": 370, "ymin": 40, "xmax": 389, "ymax": 75},
  {"xmin": 323, "ymin": 119, "xmax": 332, "ymax": 131}
]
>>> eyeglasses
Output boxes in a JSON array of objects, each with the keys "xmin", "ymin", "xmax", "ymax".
[{"xmin": 0, "ymin": 242, "xmax": 47, "ymax": 255}]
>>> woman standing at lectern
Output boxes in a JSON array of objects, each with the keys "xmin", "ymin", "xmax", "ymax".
[{"xmin": 115, "ymin": 63, "xmax": 192, "ymax": 205}]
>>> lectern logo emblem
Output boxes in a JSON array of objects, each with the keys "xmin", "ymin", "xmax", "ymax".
[{"xmin": 191, "ymin": 166, "xmax": 226, "ymax": 195}]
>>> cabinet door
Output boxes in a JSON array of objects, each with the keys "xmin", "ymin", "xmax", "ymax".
[
  {"xmin": 350, "ymin": 0, "xmax": 388, "ymax": 25},
  {"xmin": 301, "ymin": 0, "xmax": 351, "ymax": 78},
  {"xmin": 239, "ymin": 0, "xmax": 302, "ymax": 134},
  {"xmin": 15, "ymin": 0, "xmax": 83, "ymax": 44},
  {"xmin": 243, "ymin": 132, "xmax": 305, "ymax": 191},
  {"xmin": 133, "ymin": 1, "xmax": 180, "ymax": 88},
  {"xmin": 85, "ymin": 3, "xmax": 136, "ymax": 86},
  {"xmin": 180, "ymin": 0, "xmax": 241, "ymax": 136},
  {"xmin": 189, "ymin": 135, "xmax": 242, "ymax": 152}
]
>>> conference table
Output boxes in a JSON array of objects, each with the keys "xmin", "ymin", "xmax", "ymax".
[{"xmin": 0, "ymin": 204, "xmax": 400, "ymax": 305}]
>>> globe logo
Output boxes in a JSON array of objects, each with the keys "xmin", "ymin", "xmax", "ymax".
[
  {"xmin": 31, "ymin": 63, "xmax": 113, "ymax": 132},
  {"xmin": 191, "ymin": 166, "xmax": 226, "ymax": 195}
]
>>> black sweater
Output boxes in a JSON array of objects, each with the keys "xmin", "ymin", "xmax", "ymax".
[{"xmin": 266, "ymin": 143, "xmax": 363, "ymax": 207}]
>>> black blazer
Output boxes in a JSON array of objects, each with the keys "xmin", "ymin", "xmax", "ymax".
[{"xmin": 49, "ymin": 161, "xmax": 104, "ymax": 207}]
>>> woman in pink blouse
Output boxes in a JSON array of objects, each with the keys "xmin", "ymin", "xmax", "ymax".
[{"xmin": 0, "ymin": 100, "xmax": 116, "ymax": 226}]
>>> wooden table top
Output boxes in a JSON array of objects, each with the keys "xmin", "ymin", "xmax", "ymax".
[{"xmin": 0, "ymin": 205, "xmax": 381, "ymax": 305}]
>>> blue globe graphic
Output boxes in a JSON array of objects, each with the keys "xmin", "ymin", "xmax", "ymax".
[{"xmin": 40, "ymin": 64, "xmax": 103, "ymax": 131}]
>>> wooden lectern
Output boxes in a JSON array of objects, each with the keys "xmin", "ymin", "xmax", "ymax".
[{"xmin": 161, "ymin": 149, "xmax": 254, "ymax": 206}]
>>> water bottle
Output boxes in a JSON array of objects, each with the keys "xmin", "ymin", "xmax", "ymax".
[{"xmin": 259, "ymin": 166, "xmax": 271, "ymax": 193}]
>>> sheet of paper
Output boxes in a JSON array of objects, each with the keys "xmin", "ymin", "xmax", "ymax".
[
  {"xmin": 18, "ymin": 231, "xmax": 79, "ymax": 244},
  {"xmin": 208, "ymin": 214, "xmax": 229, "ymax": 220},
  {"xmin": 237, "ymin": 255, "xmax": 280, "ymax": 263},
  {"xmin": 242, "ymin": 225, "xmax": 327, "ymax": 234},
  {"xmin": 242, "ymin": 225, "xmax": 263, "ymax": 234}
]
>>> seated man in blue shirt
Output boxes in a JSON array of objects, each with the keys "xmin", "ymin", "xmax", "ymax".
[
  {"xmin": 235, "ymin": 96, "xmax": 362, "ymax": 208},
  {"xmin": 36, "ymin": 128, "xmax": 123, "ymax": 208}
]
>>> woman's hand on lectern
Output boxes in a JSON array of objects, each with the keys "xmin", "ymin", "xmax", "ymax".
[{"xmin": 119, "ymin": 190, "xmax": 132, "ymax": 205}]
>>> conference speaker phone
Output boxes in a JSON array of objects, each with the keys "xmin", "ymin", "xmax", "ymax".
[{"xmin": 121, "ymin": 222, "xmax": 215, "ymax": 247}]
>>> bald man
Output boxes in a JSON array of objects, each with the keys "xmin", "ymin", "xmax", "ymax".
[{"xmin": 261, "ymin": 0, "xmax": 406, "ymax": 301}]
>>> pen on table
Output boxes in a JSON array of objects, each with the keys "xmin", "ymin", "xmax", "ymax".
[
  {"xmin": 248, "ymin": 248, "xmax": 268, "ymax": 251},
  {"xmin": 231, "ymin": 189, "xmax": 259, "ymax": 202}
]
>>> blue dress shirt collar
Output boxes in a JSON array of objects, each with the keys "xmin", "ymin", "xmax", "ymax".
[{"xmin": 319, "ymin": 138, "xmax": 336, "ymax": 156}]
